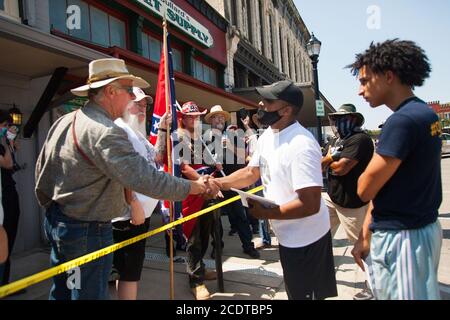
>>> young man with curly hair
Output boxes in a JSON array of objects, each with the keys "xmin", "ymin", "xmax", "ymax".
[{"xmin": 349, "ymin": 39, "xmax": 443, "ymax": 300}]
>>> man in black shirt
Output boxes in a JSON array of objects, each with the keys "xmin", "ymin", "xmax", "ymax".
[{"xmin": 321, "ymin": 104, "xmax": 374, "ymax": 299}]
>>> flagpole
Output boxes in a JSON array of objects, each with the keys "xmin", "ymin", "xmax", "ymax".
[{"xmin": 162, "ymin": 17, "xmax": 175, "ymax": 301}]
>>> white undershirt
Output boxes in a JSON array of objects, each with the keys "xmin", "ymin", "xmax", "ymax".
[{"xmin": 113, "ymin": 118, "xmax": 159, "ymax": 222}]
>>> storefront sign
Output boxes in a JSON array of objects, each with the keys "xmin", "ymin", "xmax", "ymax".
[{"xmin": 136, "ymin": 0, "xmax": 214, "ymax": 48}]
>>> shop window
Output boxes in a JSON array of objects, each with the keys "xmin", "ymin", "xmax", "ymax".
[
  {"xmin": 109, "ymin": 15, "xmax": 126, "ymax": 48},
  {"xmin": 193, "ymin": 59, "xmax": 217, "ymax": 86},
  {"xmin": 0, "ymin": 0, "xmax": 20, "ymax": 22},
  {"xmin": 172, "ymin": 48, "xmax": 182, "ymax": 72},
  {"xmin": 90, "ymin": 6, "xmax": 109, "ymax": 46},
  {"xmin": 141, "ymin": 32, "xmax": 183, "ymax": 72},
  {"xmin": 149, "ymin": 36, "xmax": 161, "ymax": 62},
  {"xmin": 68, "ymin": 0, "xmax": 90, "ymax": 41},
  {"xmin": 49, "ymin": 0, "xmax": 127, "ymax": 49}
]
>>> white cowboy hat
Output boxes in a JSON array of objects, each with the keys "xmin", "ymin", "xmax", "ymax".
[
  {"xmin": 133, "ymin": 87, "xmax": 153, "ymax": 104},
  {"xmin": 204, "ymin": 105, "xmax": 231, "ymax": 123},
  {"xmin": 71, "ymin": 58, "xmax": 149, "ymax": 97}
]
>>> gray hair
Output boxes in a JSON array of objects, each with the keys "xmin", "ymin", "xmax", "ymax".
[{"xmin": 88, "ymin": 86, "xmax": 105, "ymax": 103}]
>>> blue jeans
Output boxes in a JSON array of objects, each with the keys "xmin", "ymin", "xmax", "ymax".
[
  {"xmin": 224, "ymin": 193, "xmax": 254, "ymax": 251},
  {"xmin": 44, "ymin": 203, "xmax": 113, "ymax": 300},
  {"xmin": 259, "ymin": 219, "xmax": 271, "ymax": 245}
]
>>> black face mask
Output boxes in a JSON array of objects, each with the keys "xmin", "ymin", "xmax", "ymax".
[{"xmin": 256, "ymin": 108, "xmax": 282, "ymax": 127}]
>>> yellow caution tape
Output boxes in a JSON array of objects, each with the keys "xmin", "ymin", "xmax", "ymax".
[{"xmin": 0, "ymin": 185, "xmax": 263, "ymax": 298}]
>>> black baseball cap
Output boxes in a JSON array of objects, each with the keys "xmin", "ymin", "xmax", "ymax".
[{"xmin": 256, "ymin": 80, "xmax": 304, "ymax": 109}]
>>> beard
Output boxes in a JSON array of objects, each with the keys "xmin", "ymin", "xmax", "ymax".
[
  {"xmin": 213, "ymin": 122, "xmax": 225, "ymax": 131},
  {"xmin": 122, "ymin": 109, "xmax": 147, "ymax": 137}
]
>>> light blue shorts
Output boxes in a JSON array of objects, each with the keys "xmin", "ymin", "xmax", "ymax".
[{"xmin": 370, "ymin": 221, "xmax": 442, "ymax": 300}]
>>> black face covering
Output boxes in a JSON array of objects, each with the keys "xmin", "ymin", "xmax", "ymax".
[{"xmin": 256, "ymin": 108, "xmax": 282, "ymax": 127}]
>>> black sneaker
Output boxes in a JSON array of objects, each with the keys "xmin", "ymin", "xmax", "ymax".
[
  {"xmin": 228, "ymin": 229, "xmax": 237, "ymax": 236},
  {"xmin": 353, "ymin": 287, "xmax": 375, "ymax": 300},
  {"xmin": 243, "ymin": 247, "xmax": 260, "ymax": 259}
]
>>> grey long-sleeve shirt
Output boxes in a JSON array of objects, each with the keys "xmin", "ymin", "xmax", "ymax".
[{"xmin": 35, "ymin": 102, "xmax": 190, "ymax": 222}]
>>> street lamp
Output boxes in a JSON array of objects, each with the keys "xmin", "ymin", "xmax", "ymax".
[{"xmin": 307, "ymin": 33, "xmax": 323, "ymax": 145}]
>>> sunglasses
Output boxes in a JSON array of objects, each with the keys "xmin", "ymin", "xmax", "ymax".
[{"xmin": 110, "ymin": 84, "xmax": 134, "ymax": 95}]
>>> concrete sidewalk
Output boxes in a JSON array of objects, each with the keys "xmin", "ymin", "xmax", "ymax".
[{"xmin": 3, "ymin": 212, "xmax": 449, "ymax": 300}]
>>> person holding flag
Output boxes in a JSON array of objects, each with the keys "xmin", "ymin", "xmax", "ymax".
[
  {"xmin": 178, "ymin": 102, "xmax": 221, "ymax": 300},
  {"xmin": 150, "ymin": 21, "xmax": 220, "ymax": 300}
]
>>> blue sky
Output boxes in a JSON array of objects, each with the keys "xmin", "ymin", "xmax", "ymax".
[{"xmin": 293, "ymin": 0, "xmax": 450, "ymax": 129}]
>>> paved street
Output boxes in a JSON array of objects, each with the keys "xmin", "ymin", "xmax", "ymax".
[{"xmin": 3, "ymin": 157, "xmax": 450, "ymax": 300}]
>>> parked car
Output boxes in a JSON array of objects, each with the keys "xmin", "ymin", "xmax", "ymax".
[{"xmin": 442, "ymin": 133, "xmax": 450, "ymax": 155}]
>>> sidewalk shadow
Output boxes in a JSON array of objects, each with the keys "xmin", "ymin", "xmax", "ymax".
[
  {"xmin": 336, "ymin": 280, "xmax": 365, "ymax": 290},
  {"xmin": 332, "ymin": 239, "xmax": 351, "ymax": 248},
  {"xmin": 333, "ymin": 256, "xmax": 356, "ymax": 269}
]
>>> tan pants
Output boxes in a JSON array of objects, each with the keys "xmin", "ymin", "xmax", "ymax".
[{"xmin": 322, "ymin": 192, "xmax": 368, "ymax": 244}]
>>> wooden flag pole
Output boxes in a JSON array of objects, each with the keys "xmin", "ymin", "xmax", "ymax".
[{"xmin": 162, "ymin": 18, "xmax": 175, "ymax": 301}]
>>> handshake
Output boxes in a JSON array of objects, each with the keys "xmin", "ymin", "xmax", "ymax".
[{"xmin": 189, "ymin": 175, "xmax": 223, "ymax": 200}]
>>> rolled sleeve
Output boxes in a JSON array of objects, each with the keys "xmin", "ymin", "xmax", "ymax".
[{"xmin": 92, "ymin": 127, "xmax": 190, "ymax": 201}]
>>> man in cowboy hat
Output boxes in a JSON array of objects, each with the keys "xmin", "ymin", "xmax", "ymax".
[
  {"xmin": 35, "ymin": 58, "xmax": 214, "ymax": 300},
  {"xmin": 204, "ymin": 106, "xmax": 259, "ymax": 260},
  {"xmin": 156, "ymin": 101, "xmax": 218, "ymax": 300},
  {"xmin": 321, "ymin": 103, "xmax": 374, "ymax": 299}
]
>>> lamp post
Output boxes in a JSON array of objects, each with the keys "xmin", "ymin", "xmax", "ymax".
[{"xmin": 307, "ymin": 33, "xmax": 323, "ymax": 145}]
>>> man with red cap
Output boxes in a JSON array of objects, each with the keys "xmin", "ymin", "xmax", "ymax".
[{"xmin": 157, "ymin": 101, "xmax": 219, "ymax": 300}]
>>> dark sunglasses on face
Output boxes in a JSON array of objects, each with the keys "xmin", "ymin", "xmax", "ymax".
[{"xmin": 111, "ymin": 84, "xmax": 134, "ymax": 95}]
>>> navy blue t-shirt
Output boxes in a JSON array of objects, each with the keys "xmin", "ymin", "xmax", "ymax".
[{"xmin": 370, "ymin": 97, "xmax": 442, "ymax": 231}]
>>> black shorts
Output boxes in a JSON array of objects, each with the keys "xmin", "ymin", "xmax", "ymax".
[
  {"xmin": 112, "ymin": 217, "xmax": 150, "ymax": 282},
  {"xmin": 279, "ymin": 230, "xmax": 337, "ymax": 300}
]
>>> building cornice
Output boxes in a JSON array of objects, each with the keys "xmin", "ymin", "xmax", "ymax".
[
  {"xmin": 186, "ymin": 0, "xmax": 229, "ymax": 32},
  {"xmin": 234, "ymin": 38, "xmax": 285, "ymax": 84}
]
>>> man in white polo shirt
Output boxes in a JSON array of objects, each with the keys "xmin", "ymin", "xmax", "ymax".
[{"xmin": 216, "ymin": 80, "xmax": 337, "ymax": 300}]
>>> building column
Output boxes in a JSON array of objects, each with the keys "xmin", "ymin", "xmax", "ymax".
[
  {"xmin": 261, "ymin": 0, "xmax": 270, "ymax": 59},
  {"xmin": 235, "ymin": 0, "xmax": 244, "ymax": 34},
  {"xmin": 281, "ymin": 25, "xmax": 289, "ymax": 76},
  {"xmin": 295, "ymin": 46, "xmax": 302, "ymax": 82},
  {"xmin": 224, "ymin": 29, "xmax": 240, "ymax": 92},
  {"xmin": 248, "ymin": 0, "xmax": 258, "ymax": 50},
  {"xmin": 242, "ymin": 67, "xmax": 249, "ymax": 87},
  {"xmin": 289, "ymin": 34, "xmax": 296, "ymax": 81},
  {"xmin": 272, "ymin": 10, "xmax": 281, "ymax": 71},
  {"xmin": 224, "ymin": 0, "xmax": 232, "ymax": 25}
]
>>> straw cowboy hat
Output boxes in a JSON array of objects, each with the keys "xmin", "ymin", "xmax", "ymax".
[
  {"xmin": 179, "ymin": 101, "xmax": 207, "ymax": 116},
  {"xmin": 328, "ymin": 103, "xmax": 365, "ymax": 126},
  {"xmin": 204, "ymin": 105, "xmax": 231, "ymax": 123},
  {"xmin": 71, "ymin": 58, "xmax": 149, "ymax": 97}
]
